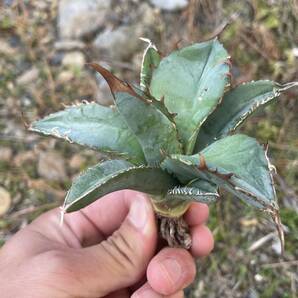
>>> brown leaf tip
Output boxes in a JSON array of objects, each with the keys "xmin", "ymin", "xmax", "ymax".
[
  {"xmin": 87, "ymin": 63, "xmax": 128, "ymax": 94},
  {"xmin": 87, "ymin": 62, "xmax": 151, "ymax": 104},
  {"xmin": 198, "ymin": 154, "xmax": 207, "ymax": 170}
]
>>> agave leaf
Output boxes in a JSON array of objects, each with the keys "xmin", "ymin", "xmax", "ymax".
[
  {"xmin": 150, "ymin": 39, "xmax": 230, "ymax": 153},
  {"xmin": 64, "ymin": 159, "xmax": 177, "ymax": 212},
  {"xmin": 88, "ymin": 63, "xmax": 182, "ymax": 165},
  {"xmin": 133, "ymin": 85, "xmax": 177, "ymax": 125},
  {"xmin": 140, "ymin": 38, "xmax": 161, "ymax": 92},
  {"xmin": 29, "ymin": 103, "xmax": 145, "ymax": 164},
  {"xmin": 115, "ymin": 92, "xmax": 182, "ymax": 165},
  {"xmin": 195, "ymin": 81, "xmax": 298, "ymax": 151},
  {"xmin": 166, "ymin": 179, "xmax": 219, "ymax": 204},
  {"xmin": 162, "ymin": 134, "xmax": 278, "ymax": 211}
]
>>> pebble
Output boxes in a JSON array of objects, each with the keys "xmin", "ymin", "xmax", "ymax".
[
  {"xmin": 62, "ymin": 51, "xmax": 85, "ymax": 68},
  {"xmin": 69, "ymin": 154, "xmax": 85, "ymax": 170},
  {"xmin": 0, "ymin": 38, "xmax": 16, "ymax": 55},
  {"xmin": 16, "ymin": 67, "xmax": 39, "ymax": 86},
  {"xmin": 0, "ymin": 147, "xmax": 12, "ymax": 162},
  {"xmin": 54, "ymin": 40, "xmax": 85, "ymax": 51},
  {"xmin": 58, "ymin": 0, "xmax": 111, "ymax": 39},
  {"xmin": 0, "ymin": 187, "xmax": 11, "ymax": 216},
  {"xmin": 57, "ymin": 70, "xmax": 74, "ymax": 84},
  {"xmin": 93, "ymin": 25, "xmax": 143, "ymax": 60},
  {"xmin": 38, "ymin": 151, "xmax": 67, "ymax": 181},
  {"xmin": 149, "ymin": 0, "xmax": 189, "ymax": 11}
]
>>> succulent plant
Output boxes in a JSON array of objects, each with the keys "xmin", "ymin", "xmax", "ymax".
[{"xmin": 30, "ymin": 38, "xmax": 297, "ymax": 250}]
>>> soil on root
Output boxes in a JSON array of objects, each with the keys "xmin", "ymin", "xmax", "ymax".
[{"xmin": 158, "ymin": 215, "xmax": 192, "ymax": 249}]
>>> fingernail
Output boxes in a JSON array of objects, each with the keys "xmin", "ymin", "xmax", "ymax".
[
  {"xmin": 129, "ymin": 195, "xmax": 149, "ymax": 232},
  {"xmin": 132, "ymin": 289, "xmax": 162, "ymax": 298},
  {"xmin": 160, "ymin": 258, "xmax": 182, "ymax": 286}
]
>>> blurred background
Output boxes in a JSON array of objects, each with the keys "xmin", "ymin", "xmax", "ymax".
[{"xmin": 0, "ymin": 0, "xmax": 297, "ymax": 297}]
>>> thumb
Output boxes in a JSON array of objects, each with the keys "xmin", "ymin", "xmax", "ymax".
[{"xmin": 72, "ymin": 193, "xmax": 158, "ymax": 297}]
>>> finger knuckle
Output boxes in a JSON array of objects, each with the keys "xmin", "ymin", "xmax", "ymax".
[{"xmin": 101, "ymin": 230, "xmax": 142, "ymax": 279}]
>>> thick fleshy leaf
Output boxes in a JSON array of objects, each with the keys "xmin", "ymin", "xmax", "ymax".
[
  {"xmin": 88, "ymin": 63, "xmax": 182, "ymax": 165},
  {"xmin": 140, "ymin": 38, "xmax": 161, "ymax": 92},
  {"xmin": 161, "ymin": 134, "xmax": 278, "ymax": 211},
  {"xmin": 133, "ymin": 85, "xmax": 177, "ymax": 125},
  {"xmin": 115, "ymin": 92, "xmax": 183, "ymax": 164},
  {"xmin": 195, "ymin": 81, "xmax": 298, "ymax": 151},
  {"xmin": 64, "ymin": 159, "xmax": 177, "ymax": 212},
  {"xmin": 150, "ymin": 39, "xmax": 230, "ymax": 153},
  {"xmin": 29, "ymin": 103, "xmax": 145, "ymax": 164},
  {"xmin": 166, "ymin": 179, "xmax": 219, "ymax": 204}
]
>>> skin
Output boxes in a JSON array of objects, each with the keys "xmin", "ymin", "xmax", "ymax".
[{"xmin": 0, "ymin": 190, "xmax": 214, "ymax": 298}]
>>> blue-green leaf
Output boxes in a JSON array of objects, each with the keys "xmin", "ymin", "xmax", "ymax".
[
  {"xmin": 162, "ymin": 134, "xmax": 278, "ymax": 211},
  {"xmin": 166, "ymin": 179, "xmax": 219, "ymax": 204},
  {"xmin": 64, "ymin": 159, "xmax": 177, "ymax": 212},
  {"xmin": 88, "ymin": 63, "xmax": 182, "ymax": 165},
  {"xmin": 150, "ymin": 39, "xmax": 230, "ymax": 153},
  {"xmin": 140, "ymin": 38, "xmax": 161, "ymax": 92},
  {"xmin": 29, "ymin": 103, "xmax": 145, "ymax": 164},
  {"xmin": 195, "ymin": 80, "xmax": 298, "ymax": 151}
]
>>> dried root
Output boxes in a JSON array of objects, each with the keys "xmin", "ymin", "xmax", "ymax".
[{"xmin": 158, "ymin": 215, "xmax": 192, "ymax": 249}]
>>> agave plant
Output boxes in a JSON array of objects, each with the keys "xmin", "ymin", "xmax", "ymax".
[{"xmin": 30, "ymin": 38, "xmax": 297, "ymax": 250}]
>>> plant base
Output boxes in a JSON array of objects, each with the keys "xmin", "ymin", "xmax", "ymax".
[{"xmin": 158, "ymin": 215, "xmax": 192, "ymax": 249}]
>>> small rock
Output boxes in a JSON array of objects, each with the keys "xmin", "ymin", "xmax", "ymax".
[
  {"xmin": 246, "ymin": 288, "xmax": 259, "ymax": 298},
  {"xmin": 49, "ymin": 52, "xmax": 65, "ymax": 66},
  {"xmin": 0, "ymin": 38, "xmax": 16, "ymax": 55},
  {"xmin": 16, "ymin": 67, "xmax": 39, "ymax": 86},
  {"xmin": 149, "ymin": 0, "xmax": 188, "ymax": 11},
  {"xmin": 254, "ymin": 274, "xmax": 264, "ymax": 283},
  {"xmin": 58, "ymin": 0, "xmax": 111, "ymax": 39},
  {"xmin": 54, "ymin": 40, "xmax": 85, "ymax": 51},
  {"xmin": 0, "ymin": 187, "xmax": 11, "ymax": 216},
  {"xmin": 38, "ymin": 151, "xmax": 67, "ymax": 181},
  {"xmin": 0, "ymin": 147, "xmax": 12, "ymax": 162},
  {"xmin": 292, "ymin": 47, "xmax": 298, "ymax": 57},
  {"xmin": 271, "ymin": 238, "xmax": 282, "ymax": 255},
  {"xmin": 62, "ymin": 51, "xmax": 85, "ymax": 68},
  {"xmin": 14, "ymin": 151, "xmax": 35, "ymax": 167},
  {"xmin": 93, "ymin": 25, "xmax": 143, "ymax": 60},
  {"xmin": 138, "ymin": 3, "xmax": 157, "ymax": 26},
  {"xmin": 57, "ymin": 70, "xmax": 75, "ymax": 83},
  {"xmin": 69, "ymin": 154, "xmax": 86, "ymax": 170}
]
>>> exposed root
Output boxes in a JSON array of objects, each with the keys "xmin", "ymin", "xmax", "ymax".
[{"xmin": 158, "ymin": 215, "xmax": 192, "ymax": 249}]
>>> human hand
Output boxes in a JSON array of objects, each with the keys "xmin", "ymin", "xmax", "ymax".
[{"xmin": 0, "ymin": 190, "xmax": 213, "ymax": 298}]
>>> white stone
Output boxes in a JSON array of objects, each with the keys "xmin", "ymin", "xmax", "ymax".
[
  {"xmin": 254, "ymin": 274, "xmax": 264, "ymax": 282},
  {"xmin": 0, "ymin": 187, "xmax": 11, "ymax": 216},
  {"xmin": 149, "ymin": 0, "xmax": 188, "ymax": 11},
  {"xmin": 16, "ymin": 67, "xmax": 39, "ymax": 85},
  {"xmin": 93, "ymin": 25, "xmax": 143, "ymax": 60},
  {"xmin": 58, "ymin": 0, "xmax": 111, "ymax": 39},
  {"xmin": 62, "ymin": 51, "xmax": 85, "ymax": 68},
  {"xmin": 57, "ymin": 70, "xmax": 74, "ymax": 83},
  {"xmin": 292, "ymin": 47, "xmax": 298, "ymax": 57},
  {"xmin": 54, "ymin": 40, "xmax": 85, "ymax": 51}
]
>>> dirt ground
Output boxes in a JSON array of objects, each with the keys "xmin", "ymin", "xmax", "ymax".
[{"xmin": 0, "ymin": 1, "xmax": 298, "ymax": 297}]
